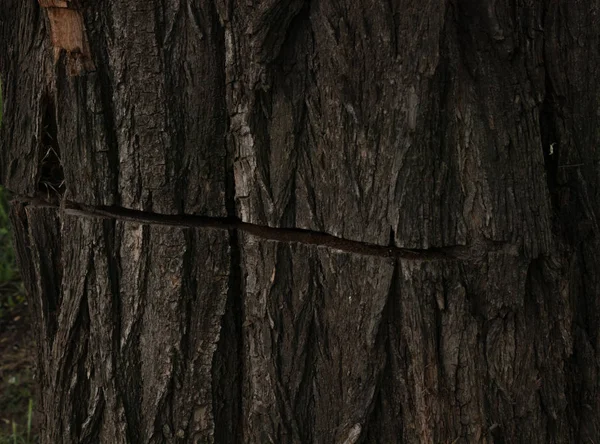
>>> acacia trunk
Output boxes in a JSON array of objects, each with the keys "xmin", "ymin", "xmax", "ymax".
[{"xmin": 1, "ymin": 0, "xmax": 600, "ymax": 442}]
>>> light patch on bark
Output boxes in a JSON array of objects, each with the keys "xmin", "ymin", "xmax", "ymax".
[
  {"xmin": 231, "ymin": 105, "xmax": 257, "ymax": 222},
  {"xmin": 342, "ymin": 423, "xmax": 362, "ymax": 444},
  {"xmin": 39, "ymin": 1, "xmax": 95, "ymax": 75},
  {"xmin": 407, "ymin": 86, "xmax": 419, "ymax": 131}
]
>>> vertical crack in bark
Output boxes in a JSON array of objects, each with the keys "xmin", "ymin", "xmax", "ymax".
[
  {"xmin": 102, "ymin": 218, "xmax": 122, "ymax": 367},
  {"xmin": 32, "ymin": 207, "xmax": 63, "ymax": 348},
  {"xmin": 524, "ymin": 257, "xmax": 553, "ymax": 442},
  {"xmin": 212, "ymin": 228, "xmax": 243, "ymax": 443},
  {"xmin": 100, "ymin": 217, "xmax": 129, "ymax": 441},
  {"xmin": 271, "ymin": 245, "xmax": 298, "ymax": 441},
  {"xmin": 59, "ymin": 254, "xmax": 92, "ymax": 443},
  {"xmin": 84, "ymin": 14, "xmax": 121, "ymax": 204},
  {"xmin": 118, "ymin": 225, "xmax": 149, "ymax": 443},
  {"xmin": 38, "ymin": 93, "xmax": 65, "ymax": 204},
  {"xmin": 79, "ymin": 392, "xmax": 105, "ymax": 444},
  {"xmin": 539, "ymin": 0, "xmax": 568, "ymax": 224},
  {"xmin": 212, "ymin": 31, "xmax": 244, "ymax": 440},
  {"xmin": 176, "ymin": 228, "xmax": 198, "ymax": 439},
  {"xmin": 161, "ymin": 0, "xmax": 185, "ymax": 214},
  {"xmin": 525, "ymin": 255, "xmax": 561, "ymax": 441},
  {"xmin": 362, "ymin": 259, "xmax": 401, "ymax": 442},
  {"xmin": 294, "ymin": 258, "xmax": 318, "ymax": 443},
  {"xmin": 539, "ymin": 67, "xmax": 559, "ymax": 209}
]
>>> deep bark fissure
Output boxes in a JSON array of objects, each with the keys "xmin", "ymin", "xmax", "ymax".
[
  {"xmin": 362, "ymin": 259, "xmax": 400, "ymax": 442},
  {"xmin": 86, "ymin": 27, "xmax": 120, "ymax": 204},
  {"xmin": 102, "ymin": 217, "xmax": 122, "ymax": 372},
  {"xmin": 294, "ymin": 311, "xmax": 316, "ymax": 444},
  {"xmin": 118, "ymin": 224, "xmax": 151, "ymax": 443},
  {"xmin": 58, "ymin": 256, "xmax": 92, "ymax": 442},
  {"xmin": 178, "ymin": 229, "xmax": 198, "ymax": 439},
  {"xmin": 540, "ymin": 57, "xmax": 559, "ymax": 206},
  {"xmin": 38, "ymin": 94, "xmax": 65, "ymax": 203},
  {"xmin": 212, "ymin": 228, "xmax": 244, "ymax": 444},
  {"xmin": 213, "ymin": 87, "xmax": 244, "ymax": 442}
]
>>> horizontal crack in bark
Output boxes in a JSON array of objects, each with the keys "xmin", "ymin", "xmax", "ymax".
[{"xmin": 15, "ymin": 195, "xmax": 485, "ymax": 261}]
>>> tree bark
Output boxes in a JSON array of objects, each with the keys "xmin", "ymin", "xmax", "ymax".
[{"xmin": 1, "ymin": 0, "xmax": 600, "ymax": 442}]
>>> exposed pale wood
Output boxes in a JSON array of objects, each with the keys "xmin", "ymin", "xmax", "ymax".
[
  {"xmin": 47, "ymin": 8, "xmax": 85, "ymax": 52},
  {"xmin": 38, "ymin": 0, "xmax": 69, "ymax": 8}
]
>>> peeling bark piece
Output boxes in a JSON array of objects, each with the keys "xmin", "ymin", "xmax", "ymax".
[
  {"xmin": 46, "ymin": 8, "xmax": 85, "ymax": 52},
  {"xmin": 41, "ymin": 2, "xmax": 96, "ymax": 75}
]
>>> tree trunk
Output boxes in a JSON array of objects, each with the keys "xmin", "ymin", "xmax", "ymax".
[{"xmin": 1, "ymin": 0, "xmax": 600, "ymax": 442}]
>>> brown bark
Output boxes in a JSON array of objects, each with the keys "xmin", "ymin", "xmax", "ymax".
[{"xmin": 1, "ymin": 0, "xmax": 600, "ymax": 442}]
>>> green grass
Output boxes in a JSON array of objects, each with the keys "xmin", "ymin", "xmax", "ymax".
[{"xmin": 0, "ymin": 400, "xmax": 34, "ymax": 444}]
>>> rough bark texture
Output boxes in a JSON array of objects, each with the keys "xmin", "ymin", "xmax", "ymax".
[{"xmin": 1, "ymin": 0, "xmax": 600, "ymax": 442}]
